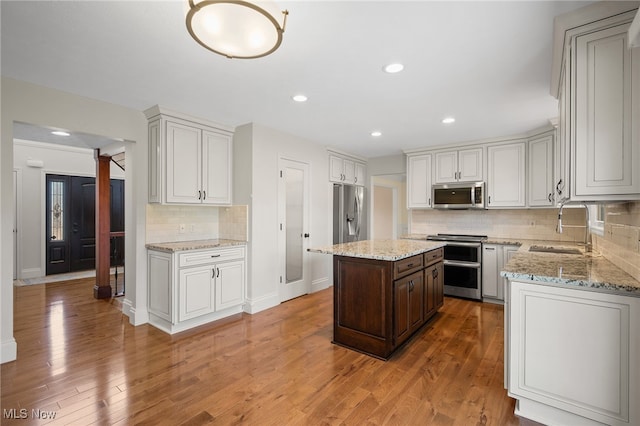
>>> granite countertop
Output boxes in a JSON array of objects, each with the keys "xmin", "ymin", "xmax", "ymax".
[
  {"xmin": 146, "ymin": 239, "xmax": 246, "ymax": 253},
  {"xmin": 501, "ymin": 241, "xmax": 640, "ymax": 297},
  {"xmin": 308, "ymin": 239, "xmax": 445, "ymax": 261}
]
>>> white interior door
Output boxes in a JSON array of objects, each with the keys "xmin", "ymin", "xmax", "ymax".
[{"xmin": 278, "ymin": 158, "xmax": 310, "ymax": 302}]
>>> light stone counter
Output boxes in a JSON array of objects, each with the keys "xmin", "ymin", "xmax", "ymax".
[
  {"xmin": 308, "ymin": 239, "xmax": 446, "ymax": 261},
  {"xmin": 146, "ymin": 239, "xmax": 246, "ymax": 253},
  {"xmin": 500, "ymin": 243, "xmax": 640, "ymax": 297}
]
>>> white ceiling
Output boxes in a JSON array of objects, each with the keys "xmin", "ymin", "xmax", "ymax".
[{"xmin": 1, "ymin": 0, "xmax": 595, "ymax": 158}]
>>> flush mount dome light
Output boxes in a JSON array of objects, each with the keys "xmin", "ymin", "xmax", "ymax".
[
  {"xmin": 186, "ymin": 0, "xmax": 289, "ymax": 59},
  {"xmin": 383, "ymin": 63, "xmax": 404, "ymax": 73}
]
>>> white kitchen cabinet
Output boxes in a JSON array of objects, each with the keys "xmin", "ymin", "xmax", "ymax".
[
  {"xmin": 572, "ymin": 20, "xmax": 640, "ymax": 199},
  {"xmin": 145, "ymin": 106, "xmax": 233, "ymax": 205},
  {"xmin": 506, "ymin": 280, "xmax": 640, "ymax": 426},
  {"xmin": 528, "ymin": 133, "xmax": 554, "ymax": 207},
  {"xmin": 328, "ymin": 152, "xmax": 366, "ymax": 186},
  {"xmin": 552, "ymin": 7, "xmax": 640, "ymax": 202},
  {"xmin": 487, "ymin": 142, "xmax": 526, "ymax": 208},
  {"xmin": 482, "ymin": 243, "xmax": 519, "ymax": 302},
  {"xmin": 434, "ymin": 147, "xmax": 483, "ymax": 183},
  {"xmin": 406, "ymin": 153, "xmax": 432, "ymax": 208},
  {"xmin": 147, "ymin": 245, "xmax": 246, "ymax": 334}
]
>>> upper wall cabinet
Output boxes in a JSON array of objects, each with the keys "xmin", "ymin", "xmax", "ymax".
[
  {"xmin": 434, "ymin": 147, "xmax": 483, "ymax": 183},
  {"xmin": 146, "ymin": 106, "xmax": 233, "ymax": 205},
  {"xmin": 552, "ymin": 5, "xmax": 640, "ymax": 201},
  {"xmin": 329, "ymin": 151, "xmax": 366, "ymax": 186},
  {"xmin": 528, "ymin": 132, "xmax": 555, "ymax": 207},
  {"xmin": 487, "ymin": 141, "xmax": 526, "ymax": 208},
  {"xmin": 407, "ymin": 154, "xmax": 432, "ymax": 208}
]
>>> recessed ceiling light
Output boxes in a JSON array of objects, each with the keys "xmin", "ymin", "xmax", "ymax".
[
  {"xmin": 51, "ymin": 130, "xmax": 70, "ymax": 136},
  {"xmin": 442, "ymin": 117, "xmax": 456, "ymax": 124},
  {"xmin": 383, "ymin": 63, "xmax": 404, "ymax": 73},
  {"xmin": 292, "ymin": 94, "xmax": 308, "ymax": 102},
  {"xmin": 371, "ymin": 131, "xmax": 382, "ymax": 137}
]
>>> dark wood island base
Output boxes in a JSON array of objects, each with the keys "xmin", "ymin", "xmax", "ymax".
[{"xmin": 333, "ymin": 247, "xmax": 444, "ymax": 360}]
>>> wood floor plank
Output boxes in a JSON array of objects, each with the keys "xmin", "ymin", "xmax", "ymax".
[{"xmin": 1, "ymin": 278, "xmax": 527, "ymax": 425}]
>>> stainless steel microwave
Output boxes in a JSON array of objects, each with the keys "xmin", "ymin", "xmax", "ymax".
[{"xmin": 432, "ymin": 182, "xmax": 486, "ymax": 209}]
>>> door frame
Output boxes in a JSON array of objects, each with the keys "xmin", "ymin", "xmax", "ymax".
[
  {"xmin": 277, "ymin": 156, "xmax": 311, "ymax": 302},
  {"xmin": 370, "ymin": 176, "xmax": 399, "ymax": 240},
  {"xmin": 13, "ymin": 169, "xmax": 22, "ymax": 280}
]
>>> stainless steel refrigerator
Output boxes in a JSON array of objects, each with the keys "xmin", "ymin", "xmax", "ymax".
[{"xmin": 333, "ymin": 184, "xmax": 367, "ymax": 244}]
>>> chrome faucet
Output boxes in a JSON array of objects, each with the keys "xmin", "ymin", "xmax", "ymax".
[{"xmin": 556, "ymin": 200, "xmax": 592, "ymax": 252}]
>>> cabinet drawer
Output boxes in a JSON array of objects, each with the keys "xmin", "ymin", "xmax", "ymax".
[
  {"xmin": 424, "ymin": 248, "xmax": 444, "ymax": 266},
  {"xmin": 394, "ymin": 254, "xmax": 423, "ymax": 279},
  {"xmin": 179, "ymin": 247, "xmax": 245, "ymax": 268}
]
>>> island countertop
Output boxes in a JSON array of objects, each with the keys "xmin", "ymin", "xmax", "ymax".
[
  {"xmin": 308, "ymin": 239, "xmax": 446, "ymax": 261},
  {"xmin": 146, "ymin": 239, "xmax": 246, "ymax": 253}
]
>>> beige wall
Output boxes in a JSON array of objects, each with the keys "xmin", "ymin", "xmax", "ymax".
[{"xmin": 373, "ymin": 185, "xmax": 394, "ymax": 239}]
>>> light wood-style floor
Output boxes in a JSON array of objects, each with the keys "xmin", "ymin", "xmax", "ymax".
[{"xmin": 2, "ymin": 278, "xmax": 525, "ymax": 425}]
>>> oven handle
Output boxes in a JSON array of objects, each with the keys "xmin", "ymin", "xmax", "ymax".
[
  {"xmin": 441, "ymin": 241, "xmax": 482, "ymax": 248},
  {"xmin": 444, "ymin": 260, "xmax": 481, "ymax": 268}
]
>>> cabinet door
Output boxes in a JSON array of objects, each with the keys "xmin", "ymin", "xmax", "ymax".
[
  {"xmin": 501, "ymin": 246, "xmax": 519, "ymax": 301},
  {"xmin": 487, "ymin": 142, "xmax": 526, "ymax": 207},
  {"xmin": 215, "ymin": 260, "xmax": 245, "ymax": 311},
  {"xmin": 179, "ymin": 265, "xmax": 215, "ymax": 321},
  {"xmin": 343, "ymin": 158, "xmax": 356, "ymax": 184},
  {"xmin": 434, "ymin": 262, "xmax": 444, "ymax": 309},
  {"xmin": 574, "ymin": 24, "xmax": 640, "ymax": 198},
  {"xmin": 329, "ymin": 155, "xmax": 345, "ymax": 182},
  {"xmin": 407, "ymin": 154, "xmax": 432, "ymax": 208},
  {"xmin": 528, "ymin": 134, "xmax": 554, "ymax": 207},
  {"xmin": 409, "ymin": 271, "xmax": 424, "ymax": 333},
  {"xmin": 482, "ymin": 244, "xmax": 499, "ymax": 299},
  {"xmin": 458, "ymin": 148, "xmax": 483, "ymax": 182},
  {"xmin": 434, "ymin": 151, "xmax": 458, "ymax": 183},
  {"xmin": 394, "ymin": 275, "xmax": 411, "ymax": 345},
  {"xmin": 202, "ymin": 130, "xmax": 232, "ymax": 205},
  {"xmin": 166, "ymin": 121, "xmax": 202, "ymax": 204},
  {"xmin": 556, "ymin": 65, "xmax": 571, "ymax": 202},
  {"xmin": 424, "ymin": 264, "xmax": 436, "ymax": 318},
  {"xmin": 354, "ymin": 162, "xmax": 366, "ymax": 186}
]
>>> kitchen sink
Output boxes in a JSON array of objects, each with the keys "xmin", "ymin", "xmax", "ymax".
[{"xmin": 528, "ymin": 245, "xmax": 582, "ymax": 255}]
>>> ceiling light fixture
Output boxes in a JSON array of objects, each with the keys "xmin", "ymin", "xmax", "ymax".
[
  {"xmin": 51, "ymin": 131, "xmax": 70, "ymax": 136},
  {"xmin": 442, "ymin": 117, "xmax": 456, "ymax": 124},
  {"xmin": 383, "ymin": 63, "xmax": 404, "ymax": 73},
  {"xmin": 185, "ymin": 0, "xmax": 289, "ymax": 59},
  {"xmin": 371, "ymin": 131, "xmax": 382, "ymax": 137},
  {"xmin": 292, "ymin": 94, "xmax": 308, "ymax": 102}
]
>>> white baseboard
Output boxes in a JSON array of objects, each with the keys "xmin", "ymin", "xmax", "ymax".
[
  {"xmin": 122, "ymin": 299, "xmax": 149, "ymax": 326},
  {"xmin": 243, "ymin": 292, "xmax": 279, "ymax": 314},
  {"xmin": 311, "ymin": 277, "xmax": 331, "ymax": 293},
  {"xmin": 1, "ymin": 338, "xmax": 17, "ymax": 364},
  {"xmin": 21, "ymin": 267, "xmax": 43, "ymax": 279}
]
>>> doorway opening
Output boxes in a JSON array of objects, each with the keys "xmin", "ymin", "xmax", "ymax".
[{"xmin": 370, "ymin": 174, "xmax": 408, "ymax": 240}]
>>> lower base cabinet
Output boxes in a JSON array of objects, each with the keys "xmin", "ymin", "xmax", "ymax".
[
  {"xmin": 482, "ymin": 243, "xmax": 519, "ymax": 302},
  {"xmin": 334, "ymin": 248, "xmax": 444, "ymax": 359},
  {"xmin": 505, "ymin": 280, "xmax": 640, "ymax": 425},
  {"xmin": 147, "ymin": 246, "xmax": 246, "ymax": 334}
]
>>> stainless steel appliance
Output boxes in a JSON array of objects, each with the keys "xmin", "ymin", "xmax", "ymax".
[
  {"xmin": 426, "ymin": 233, "xmax": 486, "ymax": 300},
  {"xmin": 333, "ymin": 184, "xmax": 366, "ymax": 244},
  {"xmin": 432, "ymin": 181, "xmax": 485, "ymax": 209}
]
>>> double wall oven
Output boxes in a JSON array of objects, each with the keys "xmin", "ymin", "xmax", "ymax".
[{"xmin": 426, "ymin": 234, "xmax": 486, "ymax": 300}]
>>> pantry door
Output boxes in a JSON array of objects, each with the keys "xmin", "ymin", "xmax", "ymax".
[{"xmin": 278, "ymin": 158, "xmax": 310, "ymax": 302}]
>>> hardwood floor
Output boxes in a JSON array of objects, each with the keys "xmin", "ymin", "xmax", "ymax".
[{"xmin": 2, "ymin": 279, "xmax": 524, "ymax": 425}]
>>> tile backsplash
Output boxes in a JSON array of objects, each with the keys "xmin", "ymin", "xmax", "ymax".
[
  {"xmin": 146, "ymin": 204, "xmax": 249, "ymax": 244},
  {"xmin": 410, "ymin": 207, "xmax": 588, "ymax": 243},
  {"xmin": 592, "ymin": 202, "xmax": 640, "ymax": 281}
]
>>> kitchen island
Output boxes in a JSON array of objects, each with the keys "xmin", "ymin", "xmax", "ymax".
[
  {"xmin": 309, "ymin": 240, "xmax": 445, "ymax": 360},
  {"xmin": 500, "ymin": 247, "xmax": 640, "ymax": 426}
]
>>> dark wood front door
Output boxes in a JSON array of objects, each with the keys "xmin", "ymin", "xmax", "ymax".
[{"xmin": 46, "ymin": 174, "xmax": 124, "ymax": 275}]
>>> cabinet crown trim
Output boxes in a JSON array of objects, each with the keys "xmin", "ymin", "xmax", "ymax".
[{"xmin": 144, "ymin": 105, "xmax": 234, "ymax": 133}]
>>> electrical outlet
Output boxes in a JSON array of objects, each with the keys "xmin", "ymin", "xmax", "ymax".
[{"xmin": 179, "ymin": 224, "xmax": 186, "ymax": 234}]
